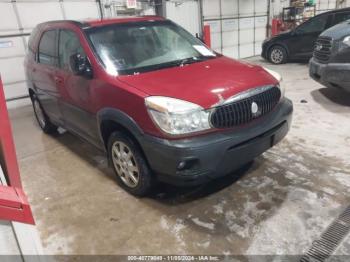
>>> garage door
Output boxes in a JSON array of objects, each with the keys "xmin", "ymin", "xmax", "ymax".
[
  {"xmin": 203, "ymin": 0, "xmax": 268, "ymax": 59},
  {"xmin": 315, "ymin": 0, "xmax": 337, "ymax": 13},
  {"xmin": 0, "ymin": 0, "xmax": 101, "ymax": 103},
  {"xmin": 165, "ymin": 0, "xmax": 201, "ymax": 36}
]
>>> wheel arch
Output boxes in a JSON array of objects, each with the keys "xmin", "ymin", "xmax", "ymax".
[
  {"xmin": 97, "ymin": 108, "xmax": 145, "ymax": 152},
  {"xmin": 267, "ymin": 43, "xmax": 290, "ymax": 57}
]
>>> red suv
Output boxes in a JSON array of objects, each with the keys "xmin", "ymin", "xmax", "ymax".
[{"xmin": 25, "ymin": 17, "xmax": 293, "ymax": 196}]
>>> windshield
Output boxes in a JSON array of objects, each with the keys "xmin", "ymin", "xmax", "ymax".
[{"xmin": 85, "ymin": 21, "xmax": 218, "ymax": 75}]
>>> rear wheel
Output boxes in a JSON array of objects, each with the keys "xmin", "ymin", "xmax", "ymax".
[
  {"xmin": 31, "ymin": 94, "xmax": 57, "ymax": 134},
  {"xmin": 108, "ymin": 131, "xmax": 154, "ymax": 196},
  {"xmin": 268, "ymin": 46, "xmax": 287, "ymax": 64}
]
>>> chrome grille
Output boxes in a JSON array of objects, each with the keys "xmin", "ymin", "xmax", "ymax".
[
  {"xmin": 210, "ymin": 86, "xmax": 281, "ymax": 129},
  {"xmin": 313, "ymin": 36, "xmax": 332, "ymax": 64}
]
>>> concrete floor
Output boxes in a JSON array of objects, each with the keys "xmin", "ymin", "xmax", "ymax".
[{"xmin": 9, "ymin": 57, "xmax": 350, "ymax": 256}]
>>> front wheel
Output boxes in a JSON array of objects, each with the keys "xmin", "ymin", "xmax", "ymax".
[
  {"xmin": 108, "ymin": 131, "xmax": 154, "ymax": 196},
  {"xmin": 268, "ymin": 46, "xmax": 287, "ymax": 64},
  {"xmin": 31, "ymin": 94, "xmax": 57, "ymax": 134}
]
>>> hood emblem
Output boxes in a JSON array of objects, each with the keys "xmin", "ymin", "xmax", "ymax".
[{"xmin": 251, "ymin": 101, "xmax": 261, "ymax": 117}]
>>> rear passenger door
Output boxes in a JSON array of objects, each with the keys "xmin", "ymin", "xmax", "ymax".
[
  {"xmin": 288, "ymin": 14, "xmax": 331, "ymax": 59},
  {"xmin": 55, "ymin": 29, "xmax": 99, "ymax": 145},
  {"xmin": 32, "ymin": 29, "xmax": 62, "ymax": 123}
]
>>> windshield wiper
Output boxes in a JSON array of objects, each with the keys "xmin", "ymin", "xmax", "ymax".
[
  {"xmin": 178, "ymin": 56, "xmax": 214, "ymax": 67},
  {"xmin": 123, "ymin": 56, "xmax": 216, "ymax": 75}
]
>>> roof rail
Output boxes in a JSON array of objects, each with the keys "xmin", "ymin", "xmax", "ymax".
[{"xmin": 37, "ymin": 20, "xmax": 90, "ymax": 28}]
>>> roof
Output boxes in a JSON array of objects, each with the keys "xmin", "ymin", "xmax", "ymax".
[
  {"xmin": 84, "ymin": 16, "xmax": 165, "ymax": 27},
  {"xmin": 320, "ymin": 7, "xmax": 350, "ymax": 14},
  {"xmin": 37, "ymin": 16, "xmax": 166, "ymax": 29}
]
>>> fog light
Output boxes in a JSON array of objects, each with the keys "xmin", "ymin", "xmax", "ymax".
[{"xmin": 177, "ymin": 161, "xmax": 186, "ymax": 170}]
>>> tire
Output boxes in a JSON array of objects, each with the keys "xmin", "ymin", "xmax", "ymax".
[
  {"xmin": 108, "ymin": 131, "xmax": 154, "ymax": 196},
  {"xmin": 268, "ymin": 45, "xmax": 287, "ymax": 64},
  {"xmin": 31, "ymin": 94, "xmax": 58, "ymax": 134}
]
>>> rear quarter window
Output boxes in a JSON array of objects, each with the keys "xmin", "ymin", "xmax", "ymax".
[
  {"xmin": 297, "ymin": 15, "xmax": 328, "ymax": 34},
  {"xmin": 38, "ymin": 30, "xmax": 58, "ymax": 66}
]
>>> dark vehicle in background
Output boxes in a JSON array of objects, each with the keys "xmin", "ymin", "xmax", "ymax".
[
  {"xmin": 262, "ymin": 8, "xmax": 350, "ymax": 64},
  {"xmin": 310, "ymin": 20, "xmax": 350, "ymax": 92}
]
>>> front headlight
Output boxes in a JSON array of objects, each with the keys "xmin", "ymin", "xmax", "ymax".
[
  {"xmin": 263, "ymin": 67, "xmax": 285, "ymax": 99},
  {"xmin": 343, "ymin": 36, "xmax": 350, "ymax": 46},
  {"xmin": 145, "ymin": 96, "xmax": 211, "ymax": 135},
  {"xmin": 263, "ymin": 67, "xmax": 282, "ymax": 82}
]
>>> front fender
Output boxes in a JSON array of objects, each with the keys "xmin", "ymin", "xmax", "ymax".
[{"xmin": 96, "ymin": 108, "xmax": 145, "ymax": 145}]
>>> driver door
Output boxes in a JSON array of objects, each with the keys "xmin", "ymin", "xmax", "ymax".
[
  {"xmin": 55, "ymin": 29, "xmax": 99, "ymax": 145},
  {"xmin": 287, "ymin": 14, "xmax": 331, "ymax": 59}
]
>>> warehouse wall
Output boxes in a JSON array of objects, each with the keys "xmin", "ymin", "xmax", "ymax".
[
  {"xmin": 315, "ymin": 0, "xmax": 337, "ymax": 13},
  {"xmin": 103, "ymin": 0, "xmax": 155, "ymax": 17},
  {"xmin": 0, "ymin": 0, "xmax": 101, "ymax": 108},
  {"xmin": 165, "ymin": 0, "xmax": 201, "ymax": 36},
  {"xmin": 202, "ymin": 0, "xmax": 269, "ymax": 59},
  {"xmin": 271, "ymin": 0, "xmax": 344, "ymax": 17},
  {"xmin": 338, "ymin": 0, "xmax": 350, "ymax": 8}
]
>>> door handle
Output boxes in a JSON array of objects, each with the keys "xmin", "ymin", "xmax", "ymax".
[{"xmin": 54, "ymin": 76, "xmax": 64, "ymax": 84}]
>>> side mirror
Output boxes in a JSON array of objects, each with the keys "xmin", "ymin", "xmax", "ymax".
[{"xmin": 69, "ymin": 53, "xmax": 93, "ymax": 78}]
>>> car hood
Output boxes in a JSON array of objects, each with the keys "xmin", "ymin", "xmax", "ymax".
[
  {"xmin": 321, "ymin": 21, "xmax": 350, "ymax": 40},
  {"xmin": 118, "ymin": 56, "xmax": 278, "ymax": 109},
  {"xmin": 267, "ymin": 30, "xmax": 292, "ymax": 42}
]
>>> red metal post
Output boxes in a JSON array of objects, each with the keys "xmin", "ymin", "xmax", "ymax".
[
  {"xmin": 0, "ymin": 77, "xmax": 35, "ymax": 224},
  {"xmin": 0, "ymin": 77, "xmax": 22, "ymax": 188},
  {"xmin": 0, "ymin": 187, "xmax": 35, "ymax": 224},
  {"xmin": 271, "ymin": 18, "xmax": 282, "ymax": 36},
  {"xmin": 203, "ymin": 25, "xmax": 211, "ymax": 48}
]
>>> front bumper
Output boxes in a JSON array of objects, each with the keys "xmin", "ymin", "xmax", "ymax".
[
  {"xmin": 139, "ymin": 98, "xmax": 293, "ymax": 186},
  {"xmin": 309, "ymin": 58, "xmax": 350, "ymax": 92}
]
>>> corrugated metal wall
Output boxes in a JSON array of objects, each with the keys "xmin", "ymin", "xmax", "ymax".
[
  {"xmin": 315, "ymin": 0, "xmax": 337, "ymax": 13},
  {"xmin": 165, "ymin": 0, "xmax": 201, "ymax": 36},
  {"xmin": 0, "ymin": 0, "xmax": 101, "ymax": 106},
  {"xmin": 272, "ymin": 0, "xmax": 341, "ymax": 17},
  {"xmin": 202, "ymin": 0, "xmax": 269, "ymax": 59},
  {"xmin": 103, "ymin": 0, "xmax": 155, "ymax": 17}
]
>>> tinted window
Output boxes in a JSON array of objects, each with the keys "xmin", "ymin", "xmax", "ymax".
[
  {"xmin": 297, "ymin": 15, "xmax": 327, "ymax": 34},
  {"xmin": 58, "ymin": 30, "xmax": 86, "ymax": 71},
  {"xmin": 38, "ymin": 30, "xmax": 57, "ymax": 66},
  {"xmin": 333, "ymin": 12, "xmax": 350, "ymax": 25}
]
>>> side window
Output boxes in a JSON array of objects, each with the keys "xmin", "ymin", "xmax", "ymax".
[
  {"xmin": 333, "ymin": 13, "xmax": 350, "ymax": 25},
  {"xmin": 38, "ymin": 30, "xmax": 58, "ymax": 66},
  {"xmin": 297, "ymin": 15, "xmax": 327, "ymax": 34},
  {"xmin": 58, "ymin": 30, "xmax": 86, "ymax": 71}
]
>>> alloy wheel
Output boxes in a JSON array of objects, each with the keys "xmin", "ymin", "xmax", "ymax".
[
  {"xmin": 270, "ymin": 48, "xmax": 284, "ymax": 64},
  {"xmin": 111, "ymin": 141, "xmax": 140, "ymax": 188}
]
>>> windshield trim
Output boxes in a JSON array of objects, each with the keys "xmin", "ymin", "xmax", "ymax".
[{"xmin": 83, "ymin": 20, "xmax": 220, "ymax": 75}]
